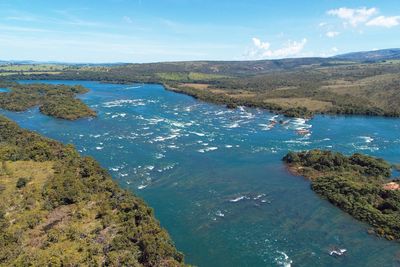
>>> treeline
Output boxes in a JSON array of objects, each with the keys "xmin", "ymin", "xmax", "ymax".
[
  {"xmin": 0, "ymin": 115, "xmax": 185, "ymax": 265},
  {"xmin": 166, "ymin": 83, "xmax": 314, "ymax": 118},
  {"xmin": 283, "ymin": 149, "xmax": 400, "ymax": 240},
  {"xmin": 0, "ymin": 82, "xmax": 96, "ymax": 120}
]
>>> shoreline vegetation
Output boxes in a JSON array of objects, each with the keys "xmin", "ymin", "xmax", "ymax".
[
  {"xmin": 0, "ymin": 81, "xmax": 96, "ymax": 120},
  {"xmin": 283, "ymin": 150, "xmax": 400, "ymax": 241},
  {"xmin": 1, "ymin": 53, "xmax": 400, "ymax": 118},
  {"xmin": 0, "ymin": 115, "xmax": 185, "ymax": 266}
]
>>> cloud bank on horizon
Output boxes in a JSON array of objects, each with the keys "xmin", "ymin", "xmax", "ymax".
[
  {"xmin": 0, "ymin": 0, "xmax": 399, "ymax": 63},
  {"xmin": 248, "ymin": 5, "xmax": 400, "ymax": 60}
]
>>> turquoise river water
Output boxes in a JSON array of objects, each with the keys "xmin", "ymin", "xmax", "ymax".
[{"xmin": 1, "ymin": 80, "xmax": 400, "ymax": 266}]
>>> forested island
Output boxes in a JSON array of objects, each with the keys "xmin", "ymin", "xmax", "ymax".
[
  {"xmin": 0, "ymin": 115, "xmax": 185, "ymax": 265},
  {"xmin": 0, "ymin": 82, "xmax": 96, "ymax": 120},
  {"xmin": 283, "ymin": 150, "xmax": 400, "ymax": 240}
]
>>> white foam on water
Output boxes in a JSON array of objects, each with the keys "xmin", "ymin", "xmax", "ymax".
[
  {"xmin": 275, "ymin": 251, "xmax": 293, "ymax": 267},
  {"xmin": 352, "ymin": 143, "xmax": 379, "ymax": 151},
  {"xmin": 253, "ymin": 194, "xmax": 266, "ymax": 200},
  {"xmin": 197, "ymin": 147, "xmax": 218, "ymax": 153},
  {"xmin": 226, "ymin": 122, "xmax": 240, "ymax": 128},
  {"xmin": 215, "ymin": 210, "xmax": 225, "ymax": 217},
  {"xmin": 284, "ymin": 140, "xmax": 311, "ymax": 145},
  {"xmin": 189, "ymin": 131, "xmax": 206, "ymax": 137},
  {"xmin": 125, "ymin": 85, "xmax": 143, "ymax": 89},
  {"xmin": 153, "ymin": 134, "xmax": 179, "ymax": 142},
  {"xmin": 329, "ymin": 248, "xmax": 347, "ymax": 257},
  {"xmin": 259, "ymin": 123, "xmax": 273, "ymax": 131},
  {"xmin": 359, "ymin": 136, "xmax": 374, "ymax": 143},
  {"xmin": 147, "ymin": 118, "xmax": 165, "ymax": 125},
  {"xmin": 145, "ymin": 165, "xmax": 155, "ymax": 171},
  {"xmin": 111, "ymin": 113, "xmax": 127, "ymax": 119},
  {"xmin": 170, "ymin": 121, "xmax": 186, "ymax": 128},
  {"xmin": 170, "ymin": 128, "xmax": 182, "ymax": 134},
  {"xmin": 157, "ymin": 164, "xmax": 175, "ymax": 173},
  {"xmin": 225, "ymin": 145, "xmax": 233, "ymax": 148},
  {"xmin": 155, "ymin": 153, "xmax": 165, "ymax": 159},
  {"xmin": 103, "ymin": 99, "xmax": 146, "ymax": 108},
  {"xmin": 137, "ymin": 184, "xmax": 148, "ymax": 190},
  {"xmin": 95, "ymin": 146, "xmax": 103, "ymax": 150},
  {"xmin": 229, "ymin": 196, "xmax": 246, "ymax": 202}
]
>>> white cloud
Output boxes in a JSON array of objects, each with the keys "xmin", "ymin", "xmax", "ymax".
[
  {"xmin": 252, "ymin": 37, "xmax": 270, "ymax": 50},
  {"xmin": 319, "ymin": 22, "xmax": 327, "ymax": 27},
  {"xmin": 331, "ymin": 47, "xmax": 339, "ymax": 52},
  {"xmin": 246, "ymin": 37, "xmax": 307, "ymax": 59},
  {"xmin": 326, "ymin": 31, "xmax": 340, "ymax": 38},
  {"xmin": 123, "ymin": 16, "xmax": 133, "ymax": 24},
  {"xmin": 366, "ymin": 16, "xmax": 400, "ymax": 28},
  {"xmin": 327, "ymin": 7, "xmax": 377, "ymax": 27}
]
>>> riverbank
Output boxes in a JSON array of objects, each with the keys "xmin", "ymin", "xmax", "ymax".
[
  {"xmin": 0, "ymin": 81, "xmax": 96, "ymax": 120},
  {"xmin": 283, "ymin": 149, "xmax": 400, "ymax": 241},
  {"xmin": 163, "ymin": 82, "xmax": 399, "ymax": 119},
  {"xmin": 0, "ymin": 115, "xmax": 185, "ymax": 266}
]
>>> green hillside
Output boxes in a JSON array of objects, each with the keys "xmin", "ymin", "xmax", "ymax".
[{"xmin": 0, "ymin": 116, "xmax": 185, "ymax": 266}]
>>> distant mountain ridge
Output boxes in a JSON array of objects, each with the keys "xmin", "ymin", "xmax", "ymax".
[
  {"xmin": 1, "ymin": 48, "xmax": 400, "ymax": 66},
  {"xmin": 333, "ymin": 48, "xmax": 400, "ymax": 61}
]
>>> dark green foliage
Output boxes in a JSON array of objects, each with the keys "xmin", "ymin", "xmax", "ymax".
[
  {"xmin": 0, "ymin": 115, "xmax": 185, "ymax": 266},
  {"xmin": 283, "ymin": 149, "xmax": 391, "ymax": 178},
  {"xmin": 283, "ymin": 149, "xmax": 399, "ymax": 240},
  {"xmin": 16, "ymin": 177, "xmax": 27, "ymax": 189},
  {"xmin": 40, "ymin": 96, "xmax": 96, "ymax": 120},
  {"xmin": 0, "ymin": 82, "xmax": 96, "ymax": 120}
]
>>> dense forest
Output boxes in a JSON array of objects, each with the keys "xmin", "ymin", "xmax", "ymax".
[
  {"xmin": 283, "ymin": 150, "xmax": 400, "ymax": 240},
  {"xmin": 1, "ymin": 53, "xmax": 400, "ymax": 118},
  {"xmin": 0, "ymin": 115, "xmax": 185, "ymax": 266},
  {"xmin": 0, "ymin": 82, "xmax": 96, "ymax": 120}
]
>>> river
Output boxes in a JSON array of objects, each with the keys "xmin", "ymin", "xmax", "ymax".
[{"xmin": 1, "ymin": 80, "xmax": 400, "ymax": 266}]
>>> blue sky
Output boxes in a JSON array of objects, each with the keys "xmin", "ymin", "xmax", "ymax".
[{"xmin": 0, "ymin": 0, "xmax": 399, "ymax": 63}]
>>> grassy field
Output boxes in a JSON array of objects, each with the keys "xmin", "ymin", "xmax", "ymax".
[
  {"xmin": 156, "ymin": 72, "xmax": 228, "ymax": 82},
  {"xmin": 0, "ymin": 64, "xmax": 67, "ymax": 71},
  {"xmin": 0, "ymin": 71, "xmax": 62, "ymax": 76}
]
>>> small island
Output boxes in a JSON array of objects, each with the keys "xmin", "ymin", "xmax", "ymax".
[
  {"xmin": 0, "ymin": 116, "xmax": 185, "ymax": 265},
  {"xmin": 283, "ymin": 149, "xmax": 400, "ymax": 240},
  {"xmin": 0, "ymin": 82, "xmax": 96, "ymax": 120}
]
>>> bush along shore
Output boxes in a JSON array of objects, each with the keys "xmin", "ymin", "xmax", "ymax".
[
  {"xmin": 0, "ymin": 115, "xmax": 185, "ymax": 266},
  {"xmin": 283, "ymin": 149, "xmax": 400, "ymax": 240}
]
